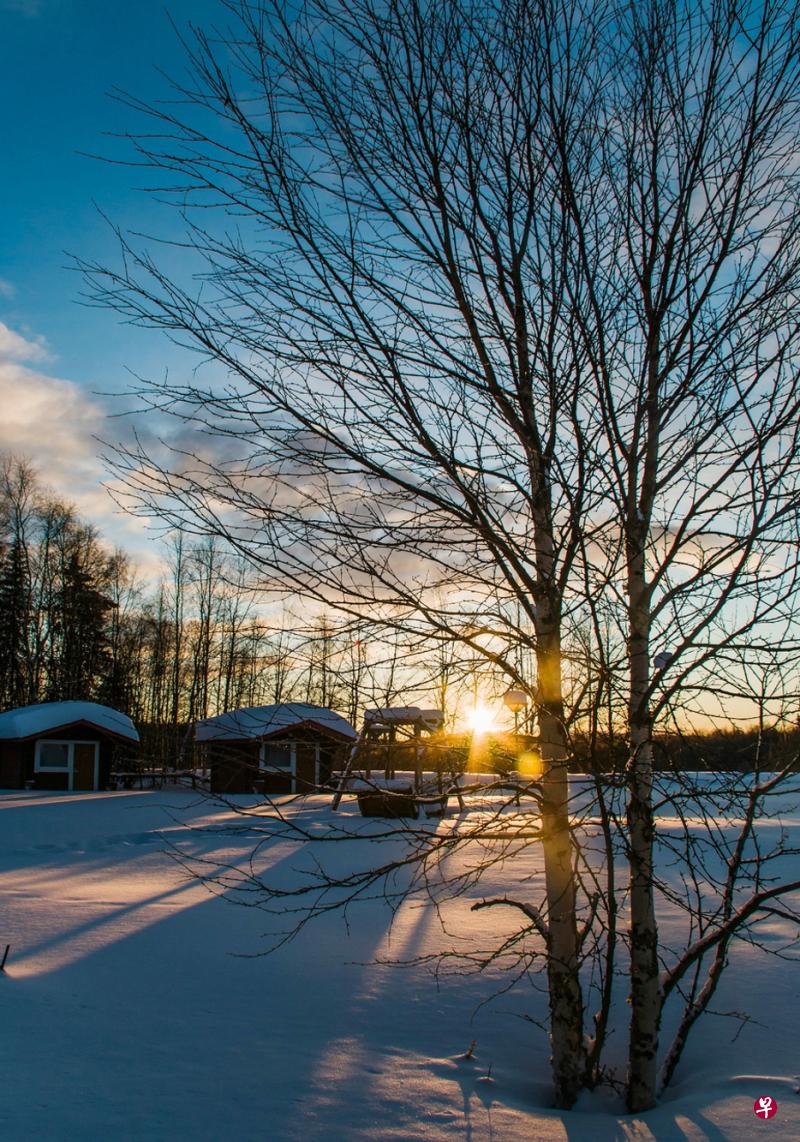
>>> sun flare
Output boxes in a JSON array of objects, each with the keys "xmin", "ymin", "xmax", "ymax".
[{"xmin": 467, "ymin": 704, "xmax": 497, "ymax": 736}]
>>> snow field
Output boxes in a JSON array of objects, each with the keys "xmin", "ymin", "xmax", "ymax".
[{"xmin": 1, "ymin": 788, "xmax": 798, "ymax": 1141}]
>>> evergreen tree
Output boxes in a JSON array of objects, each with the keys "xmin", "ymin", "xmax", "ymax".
[{"xmin": 0, "ymin": 538, "xmax": 31, "ymax": 708}]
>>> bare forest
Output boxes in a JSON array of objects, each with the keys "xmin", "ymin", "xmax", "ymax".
[{"xmin": 0, "ymin": 454, "xmax": 474, "ymax": 759}]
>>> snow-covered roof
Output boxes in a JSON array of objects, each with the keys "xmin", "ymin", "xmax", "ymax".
[
  {"xmin": 0, "ymin": 701, "xmax": 140, "ymax": 743},
  {"xmin": 195, "ymin": 703, "xmax": 357, "ymax": 743},
  {"xmin": 365, "ymin": 707, "xmax": 444, "ymax": 731}
]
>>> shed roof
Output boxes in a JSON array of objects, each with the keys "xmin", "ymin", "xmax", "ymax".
[
  {"xmin": 195, "ymin": 703, "xmax": 357, "ymax": 743},
  {"xmin": 0, "ymin": 701, "xmax": 140, "ymax": 743},
  {"xmin": 365, "ymin": 707, "xmax": 444, "ymax": 731}
]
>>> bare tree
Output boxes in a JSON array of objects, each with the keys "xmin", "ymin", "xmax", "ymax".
[
  {"xmin": 553, "ymin": 0, "xmax": 800, "ymax": 1107},
  {"xmin": 82, "ymin": 0, "xmax": 800, "ymax": 1112},
  {"xmin": 0, "ymin": 457, "xmax": 38, "ymax": 706}
]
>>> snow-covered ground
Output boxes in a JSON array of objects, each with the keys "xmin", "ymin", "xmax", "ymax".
[{"xmin": 1, "ymin": 788, "xmax": 798, "ymax": 1141}]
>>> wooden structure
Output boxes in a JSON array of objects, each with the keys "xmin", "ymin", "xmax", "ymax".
[
  {"xmin": 196, "ymin": 703, "xmax": 357, "ymax": 794},
  {"xmin": 0, "ymin": 701, "xmax": 140, "ymax": 792},
  {"xmin": 332, "ymin": 707, "xmax": 446, "ymax": 811},
  {"xmin": 113, "ymin": 769, "xmax": 207, "ymax": 790}
]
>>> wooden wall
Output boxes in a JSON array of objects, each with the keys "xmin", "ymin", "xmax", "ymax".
[
  {"xmin": 208, "ymin": 727, "xmax": 348, "ymax": 794},
  {"xmin": 0, "ymin": 723, "xmax": 119, "ymax": 791}
]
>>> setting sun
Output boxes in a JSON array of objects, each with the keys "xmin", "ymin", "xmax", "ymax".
[{"xmin": 467, "ymin": 703, "xmax": 497, "ymax": 736}]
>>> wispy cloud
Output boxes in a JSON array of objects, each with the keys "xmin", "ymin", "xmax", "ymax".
[
  {"xmin": 0, "ymin": 279, "xmax": 16, "ymax": 300},
  {"xmin": 0, "ymin": 320, "xmax": 49, "ymax": 364},
  {"xmin": 0, "ymin": 321, "xmax": 161, "ymax": 571},
  {"xmin": 0, "ymin": 358, "xmax": 107, "ymax": 505}
]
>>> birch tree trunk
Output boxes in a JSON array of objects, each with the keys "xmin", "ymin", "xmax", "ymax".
[
  {"xmin": 537, "ymin": 610, "xmax": 586, "ymax": 1107},
  {"xmin": 626, "ymin": 538, "xmax": 660, "ymax": 1111},
  {"xmin": 624, "ymin": 305, "xmax": 663, "ymax": 1109}
]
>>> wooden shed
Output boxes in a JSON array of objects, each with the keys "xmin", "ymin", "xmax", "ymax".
[
  {"xmin": 196, "ymin": 703, "xmax": 357, "ymax": 795},
  {"xmin": 0, "ymin": 701, "xmax": 140, "ymax": 792}
]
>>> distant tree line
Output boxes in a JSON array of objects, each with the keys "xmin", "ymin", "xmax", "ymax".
[
  {"xmin": 0, "ymin": 455, "xmax": 489, "ymax": 762},
  {"xmin": 2, "ymin": 454, "xmax": 794, "ymax": 773},
  {"xmin": 0, "ymin": 456, "xmax": 120, "ymax": 712}
]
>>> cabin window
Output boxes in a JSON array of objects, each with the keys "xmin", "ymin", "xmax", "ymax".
[
  {"xmin": 260, "ymin": 743, "xmax": 294, "ymax": 771},
  {"xmin": 34, "ymin": 740, "xmax": 99, "ymax": 790},
  {"xmin": 258, "ymin": 741, "xmax": 322, "ymax": 792},
  {"xmin": 36, "ymin": 742, "xmax": 70, "ymax": 770}
]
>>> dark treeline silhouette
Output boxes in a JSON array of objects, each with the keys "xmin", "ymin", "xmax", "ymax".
[
  {"xmin": 0, "ymin": 455, "xmax": 465, "ymax": 765},
  {"xmin": 0, "ymin": 456, "xmax": 120, "ymax": 711},
  {"xmin": 2, "ymin": 454, "xmax": 794, "ymax": 773}
]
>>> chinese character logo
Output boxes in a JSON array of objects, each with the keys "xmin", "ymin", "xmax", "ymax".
[{"xmin": 754, "ymin": 1095, "xmax": 778, "ymax": 1120}]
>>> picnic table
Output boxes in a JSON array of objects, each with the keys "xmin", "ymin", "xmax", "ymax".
[{"xmin": 353, "ymin": 774, "xmax": 532, "ymax": 818}]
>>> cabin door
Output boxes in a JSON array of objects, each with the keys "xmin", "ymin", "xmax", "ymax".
[
  {"xmin": 72, "ymin": 743, "xmax": 99, "ymax": 791},
  {"xmin": 294, "ymin": 743, "xmax": 321, "ymax": 790}
]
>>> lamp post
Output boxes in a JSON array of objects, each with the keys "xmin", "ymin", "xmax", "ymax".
[{"xmin": 503, "ymin": 689, "xmax": 529, "ymax": 738}]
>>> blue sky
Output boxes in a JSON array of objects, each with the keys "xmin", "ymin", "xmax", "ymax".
[{"xmin": 0, "ymin": 0, "xmax": 223, "ymax": 566}]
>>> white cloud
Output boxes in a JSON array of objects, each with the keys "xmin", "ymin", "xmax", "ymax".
[
  {"xmin": 0, "ymin": 359, "xmax": 105, "ymax": 497},
  {"xmin": 0, "ymin": 321, "xmax": 49, "ymax": 364},
  {"xmin": 0, "ymin": 353, "xmax": 164, "ymax": 575},
  {"xmin": 0, "ymin": 279, "xmax": 16, "ymax": 299},
  {"xmin": 0, "ymin": 322, "xmax": 105, "ymax": 518}
]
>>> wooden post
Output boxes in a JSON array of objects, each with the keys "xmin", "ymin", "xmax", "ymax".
[{"xmin": 414, "ymin": 719, "xmax": 422, "ymax": 792}]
